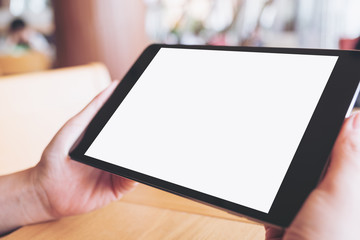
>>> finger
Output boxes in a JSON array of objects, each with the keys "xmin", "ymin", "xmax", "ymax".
[
  {"xmin": 69, "ymin": 79, "xmax": 120, "ymax": 128},
  {"xmin": 112, "ymin": 175, "xmax": 139, "ymax": 198},
  {"xmin": 264, "ymin": 225, "xmax": 285, "ymax": 240},
  {"xmin": 319, "ymin": 111, "xmax": 360, "ymax": 193},
  {"xmin": 49, "ymin": 80, "xmax": 120, "ymax": 152}
]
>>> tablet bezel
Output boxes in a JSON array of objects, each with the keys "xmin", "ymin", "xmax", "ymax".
[{"xmin": 70, "ymin": 44, "xmax": 360, "ymax": 227}]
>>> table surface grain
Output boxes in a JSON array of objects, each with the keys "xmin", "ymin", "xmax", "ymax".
[{"xmin": 3, "ymin": 184, "xmax": 265, "ymax": 240}]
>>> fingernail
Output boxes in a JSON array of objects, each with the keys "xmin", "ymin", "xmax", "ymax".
[
  {"xmin": 352, "ymin": 112, "xmax": 360, "ymax": 129},
  {"xmin": 132, "ymin": 181, "xmax": 139, "ymax": 186}
]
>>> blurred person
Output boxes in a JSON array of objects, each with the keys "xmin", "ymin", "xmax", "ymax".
[
  {"xmin": 1, "ymin": 18, "xmax": 53, "ymax": 58},
  {"xmin": 354, "ymin": 37, "xmax": 360, "ymax": 50}
]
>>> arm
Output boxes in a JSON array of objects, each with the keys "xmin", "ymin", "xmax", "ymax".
[
  {"xmin": 0, "ymin": 169, "xmax": 52, "ymax": 235},
  {"xmin": 0, "ymin": 80, "xmax": 137, "ymax": 235}
]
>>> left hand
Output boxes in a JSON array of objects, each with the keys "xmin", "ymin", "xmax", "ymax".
[{"xmin": 31, "ymin": 80, "xmax": 137, "ymax": 219}]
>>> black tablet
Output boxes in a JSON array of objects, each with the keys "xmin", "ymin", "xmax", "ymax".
[{"xmin": 70, "ymin": 44, "xmax": 360, "ymax": 228}]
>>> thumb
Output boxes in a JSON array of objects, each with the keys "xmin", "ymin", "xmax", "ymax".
[
  {"xmin": 319, "ymin": 111, "xmax": 360, "ymax": 194},
  {"xmin": 47, "ymin": 80, "xmax": 120, "ymax": 153}
]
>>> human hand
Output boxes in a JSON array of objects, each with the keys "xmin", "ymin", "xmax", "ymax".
[
  {"xmin": 265, "ymin": 112, "xmax": 360, "ymax": 240},
  {"xmin": 30, "ymin": 80, "xmax": 137, "ymax": 219},
  {"xmin": 0, "ymin": 81, "xmax": 137, "ymax": 234}
]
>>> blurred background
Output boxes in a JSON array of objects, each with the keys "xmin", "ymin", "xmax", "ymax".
[{"xmin": 0, "ymin": 0, "xmax": 359, "ymax": 78}]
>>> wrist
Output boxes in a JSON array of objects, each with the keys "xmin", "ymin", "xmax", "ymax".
[
  {"xmin": 27, "ymin": 167, "xmax": 57, "ymax": 223},
  {"xmin": 0, "ymin": 168, "xmax": 55, "ymax": 234}
]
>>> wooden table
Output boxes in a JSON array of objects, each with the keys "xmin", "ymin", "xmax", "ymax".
[{"xmin": 3, "ymin": 184, "xmax": 265, "ymax": 239}]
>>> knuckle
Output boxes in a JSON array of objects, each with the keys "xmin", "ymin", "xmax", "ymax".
[{"xmin": 342, "ymin": 135, "xmax": 360, "ymax": 154}]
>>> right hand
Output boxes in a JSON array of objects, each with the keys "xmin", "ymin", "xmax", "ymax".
[{"xmin": 266, "ymin": 112, "xmax": 360, "ymax": 240}]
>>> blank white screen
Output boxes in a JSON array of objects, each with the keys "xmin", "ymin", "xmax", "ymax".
[{"xmin": 85, "ymin": 48, "xmax": 338, "ymax": 213}]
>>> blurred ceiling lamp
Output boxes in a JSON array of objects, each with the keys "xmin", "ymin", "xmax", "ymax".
[
  {"xmin": 162, "ymin": 0, "xmax": 187, "ymax": 6},
  {"xmin": 10, "ymin": 0, "xmax": 25, "ymax": 16},
  {"xmin": 29, "ymin": 0, "xmax": 47, "ymax": 14},
  {"xmin": 187, "ymin": 0, "xmax": 211, "ymax": 21},
  {"xmin": 204, "ymin": 0, "xmax": 236, "ymax": 31},
  {"xmin": 342, "ymin": 0, "xmax": 360, "ymax": 38}
]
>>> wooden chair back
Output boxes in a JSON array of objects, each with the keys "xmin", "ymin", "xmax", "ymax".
[{"xmin": 0, "ymin": 63, "xmax": 111, "ymax": 175}]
